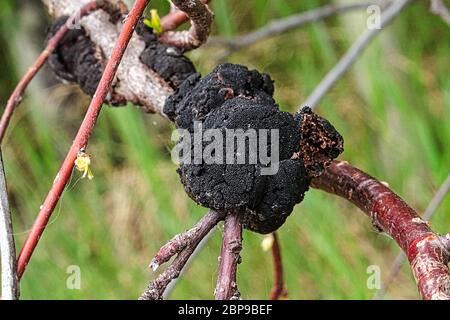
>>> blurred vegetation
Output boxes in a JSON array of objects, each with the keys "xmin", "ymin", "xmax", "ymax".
[{"xmin": 0, "ymin": 0, "xmax": 449, "ymax": 299}]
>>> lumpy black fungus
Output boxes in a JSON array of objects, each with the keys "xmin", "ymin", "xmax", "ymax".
[
  {"xmin": 136, "ymin": 20, "xmax": 196, "ymax": 88},
  {"xmin": 46, "ymin": 16, "xmax": 104, "ymax": 97},
  {"xmin": 167, "ymin": 63, "xmax": 343, "ymax": 233},
  {"xmin": 46, "ymin": 16, "xmax": 196, "ymax": 102},
  {"xmin": 164, "ymin": 63, "xmax": 275, "ymax": 131}
]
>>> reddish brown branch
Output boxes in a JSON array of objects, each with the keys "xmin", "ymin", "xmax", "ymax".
[
  {"xmin": 159, "ymin": 0, "xmax": 213, "ymax": 50},
  {"xmin": 160, "ymin": 0, "xmax": 210, "ymax": 32},
  {"xmin": 140, "ymin": 210, "xmax": 224, "ymax": 300},
  {"xmin": 215, "ymin": 212, "xmax": 242, "ymax": 300},
  {"xmin": 0, "ymin": 0, "xmax": 106, "ymax": 144},
  {"xmin": 269, "ymin": 232, "xmax": 288, "ymax": 300},
  {"xmin": 311, "ymin": 160, "xmax": 450, "ymax": 300},
  {"xmin": 16, "ymin": 0, "xmax": 151, "ymax": 279}
]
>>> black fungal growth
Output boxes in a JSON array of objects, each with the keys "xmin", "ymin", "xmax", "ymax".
[
  {"xmin": 45, "ymin": 14, "xmax": 343, "ymax": 233},
  {"xmin": 136, "ymin": 20, "xmax": 196, "ymax": 88},
  {"xmin": 46, "ymin": 16, "xmax": 196, "ymax": 105},
  {"xmin": 46, "ymin": 16, "xmax": 105, "ymax": 97},
  {"xmin": 165, "ymin": 63, "xmax": 344, "ymax": 233}
]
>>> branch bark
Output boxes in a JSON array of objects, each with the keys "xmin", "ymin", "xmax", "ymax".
[
  {"xmin": 41, "ymin": 0, "xmax": 173, "ymax": 113},
  {"xmin": 140, "ymin": 210, "xmax": 224, "ymax": 300},
  {"xmin": 159, "ymin": 0, "xmax": 214, "ymax": 50},
  {"xmin": 0, "ymin": 152, "xmax": 19, "ymax": 300},
  {"xmin": 269, "ymin": 232, "xmax": 287, "ymax": 300},
  {"xmin": 311, "ymin": 161, "xmax": 450, "ymax": 300},
  {"xmin": 215, "ymin": 212, "xmax": 242, "ymax": 300},
  {"xmin": 374, "ymin": 171, "xmax": 450, "ymax": 299},
  {"xmin": 17, "ymin": 0, "xmax": 152, "ymax": 279},
  {"xmin": 160, "ymin": 0, "xmax": 210, "ymax": 32}
]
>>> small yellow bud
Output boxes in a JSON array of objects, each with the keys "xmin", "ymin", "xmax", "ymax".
[
  {"xmin": 75, "ymin": 150, "xmax": 94, "ymax": 180},
  {"xmin": 144, "ymin": 9, "xmax": 163, "ymax": 34}
]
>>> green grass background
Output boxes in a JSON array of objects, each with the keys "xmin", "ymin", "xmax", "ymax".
[{"xmin": 0, "ymin": 0, "xmax": 449, "ymax": 299}]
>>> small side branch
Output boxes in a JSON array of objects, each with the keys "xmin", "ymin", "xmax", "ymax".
[
  {"xmin": 209, "ymin": 1, "xmax": 390, "ymax": 55},
  {"xmin": 215, "ymin": 212, "xmax": 242, "ymax": 300},
  {"xmin": 140, "ymin": 210, "xmax": 224, "ymax": 300},
  {"xmin": 269, "ymin": 232, "xmax": 287, "ymax": 300},
  {"xmin": 303, "ymin": 0, "xmax": 414, "ymax": 110},
  {"xmin": 0, "ymin": 0, "xmax": 106, "ymax": 144},
  {"xmin": 159, "ymin": 0, "xmax": 213, "ymax": 50},
  {"xmin": 0, "ymin": 152, "xmax": 19, "ymax": 300},
  {"xmin": 311, "ymin": 161, "xmax": 450, "ymax": 300},
  {"xmin": 160, "ymin": 0, "xmax": 210, "ymax": 32}
]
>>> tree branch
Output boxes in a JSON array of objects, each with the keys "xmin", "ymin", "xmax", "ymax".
[
  {"xmin": 215, "ymin": 212, "xmax": 242, "ymax": 300},
  {"xmin": 0, "ymin": 0, "xmax": 106, "ymax": 144},
  {"xmin": 208, "ymin": 1, "xmax": 391, "ymax": 57},
  {"xmin": 311, "ymin": 160, "xmax": 450, "ymax": 300},
  {"xmin": 0, "ymin": 152, "xmax": 19, "ymax": 300},
  {"xmin": 159, "ymin": 0, "xmax": 214, "ymax": 50},
  {"xmin": 17, "ymin": 0, "xmax": 151, "ymax": 279},
  {"xmin": 269, "ymin": 232, "xmax": 287, "ymax": 300},
  {"xmin": 160, "ymin": 0, "xmax": 210, "ymax": 32},
  {"xmin": 303, "ymin": 0, "xmax": 414, "ymax": 110},
  {"xmin": 140, "ymin": 210, "xmax": 224, "ymax": 300},
  {"xmin": 430, "ymin": 0, "xmax": 450, "ymax": 26},
  {"xmin": 374, "ymin": 171, "xmax": 450, "ymax": 299}
]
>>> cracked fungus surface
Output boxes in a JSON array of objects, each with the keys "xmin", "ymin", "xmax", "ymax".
[{"xmin": 165, "ymin": 63, "xmax": 344, "ymax": 233}]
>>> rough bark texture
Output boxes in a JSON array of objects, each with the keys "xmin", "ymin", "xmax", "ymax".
[
  {"xmin": 311, "ymin": 161, "xmax": 450, "ymax": 300},
  {"xmin": 159, "ymin": 0, "xmax": 214, "ymax": 50},
  {"xmin": 140, "ymin": 210, "xmax": 224, "ymax": 300},
  {"xmin": 42, "ymin": 0, "xmax": 173, "ymax": 113},
  {"xmin": 215, "ymin": 212, "xmax": 242, "ymax": 300}
]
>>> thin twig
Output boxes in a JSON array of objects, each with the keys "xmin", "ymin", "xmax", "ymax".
[
  {"xmin": 269, "ymin": 232, "xmax": 287, "ymax": 300},
  {"xmin": 140, "ymin": 210, "xmax": 224, "ymax": 300},
  {"xmin": 0, "ymin": 151, "xmax": 19, "ymax": 300},
  {"xmin": 208, "ymin": 1, "xmax": 391, "ymax": 57},
  {"xmin": 162, "ymin": 226, "xmax": 216, "ymax": 299},
  {"xmin": 303, "ymin": 0, "xmax": 414, "ymax": 110},
  {"xmin": 159, "ymin": 0, "xmax": 213, "ymax": 50},
  {"xmin": 160, "ymin": 0, "xmax": 210, "ymax": 32},
  {"xmin": 0, "ymin": 0, "xmax": 106, "ymax": 144},
  {"xmin": 311, "ymin": 161, "xmax": 450, "ymax": 300},
  {"xmin": 215, "ymin": 212, "xmax": 242, "ymax": 300},
  {"xmin": 373, "ymin": 171, "xmax": 450, "ymax": 299},
  {"xmin": 16, "ymin": 0, "xmax": 151, "ymax": 280},
  {"xmin": 430, "ymin": 0, "xmax": 450, "ymax": 26}
]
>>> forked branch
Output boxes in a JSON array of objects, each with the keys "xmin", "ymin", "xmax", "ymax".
[{"xmin": 140, "ymin": 210, "xmax": 224, "ymax": 300}]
